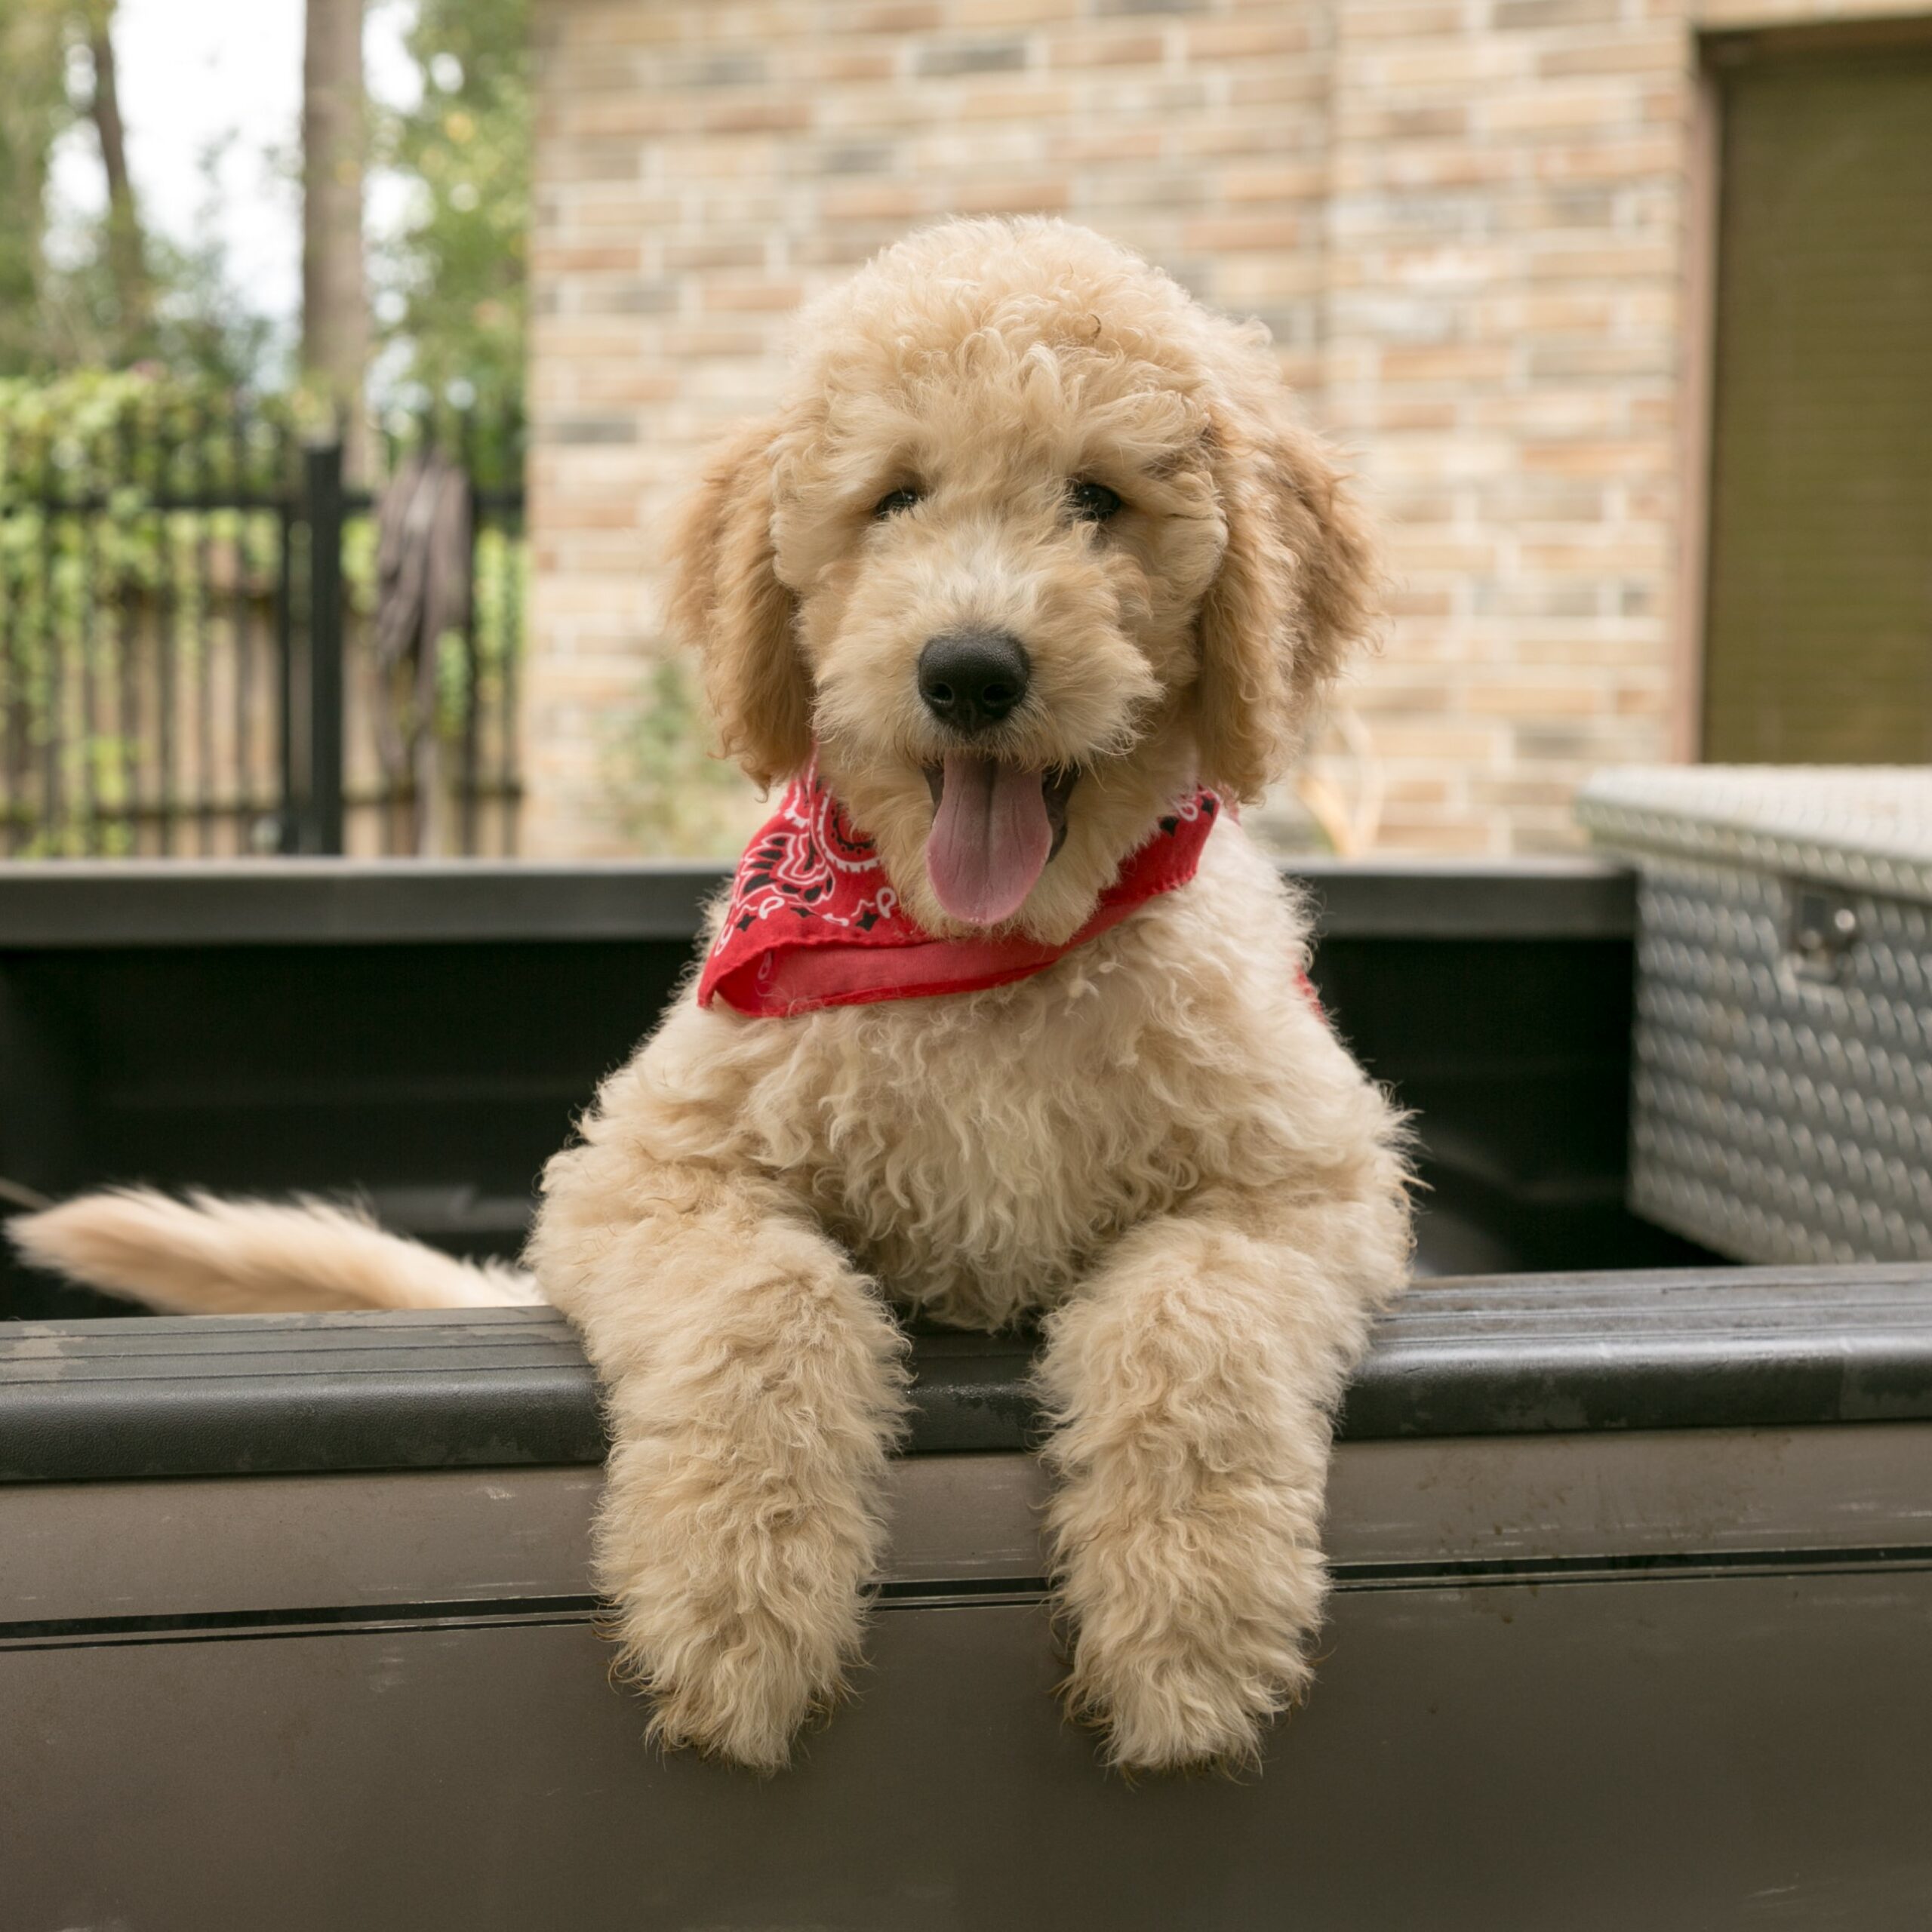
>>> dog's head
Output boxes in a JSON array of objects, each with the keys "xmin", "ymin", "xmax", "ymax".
[{"xmin": 667, "ymin": 217, "xmax": 1379, "ymax": 942}]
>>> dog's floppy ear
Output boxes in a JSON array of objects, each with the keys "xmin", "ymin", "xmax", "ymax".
[
  {"xmin": 1192, "ymin": 394, "xmax": 1380, "ymax": 803},
  {"xmin": 665, "ymin": 418, "xmax": 812, "ymax": 789}
]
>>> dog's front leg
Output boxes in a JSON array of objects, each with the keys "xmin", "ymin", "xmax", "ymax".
[
  {"xmin": 1038, "ymin": 1184, "xmax": 1401, "ymax": 1773},
  {"xmin": 531, "ymin": 1141, "xmax": 907, "ymax": 1772}
]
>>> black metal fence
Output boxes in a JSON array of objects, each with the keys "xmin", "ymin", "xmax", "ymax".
[{"xmin": 0, "ymin": 394, "xmax": 525, "ymax": 859}]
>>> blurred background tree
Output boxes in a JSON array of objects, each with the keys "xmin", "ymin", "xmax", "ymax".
[
  {"xmin": 0, "ymin": 0, "xmax": 82, "ymax": 373},
  {"xmin": 0, "ymin": 1, "xmax": 768, "ymax": 864},
  {"xmin": 370, "ymin": 0, "xmax": 529, "ymax": 426},
  {"xmin": 76, "ymin": 0, "xmax": 151, "ymax": 355},
  {"xmin": 0, "ymin": 0, "xmax": 315, "ymax": 385},
  {"xmin": 303, "ymin": 0, "xmax": 370, "ymax": 473},
  {"xmin": 0, "ymin": 0, "xmax": 531, "ymax": 419}
]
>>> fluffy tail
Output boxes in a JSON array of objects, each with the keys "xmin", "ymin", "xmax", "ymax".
[{"xmin": 8, "ymin": 1187, "xmax": 542, "ymax": 1315}]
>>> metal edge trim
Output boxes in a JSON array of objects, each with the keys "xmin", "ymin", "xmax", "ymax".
[{"xmin": 0, "ymin": 859, "xmax": 1636, "ymax": 947}]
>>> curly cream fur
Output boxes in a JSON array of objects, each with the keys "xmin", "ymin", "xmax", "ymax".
[
  {"xmin": 533, "ymin": 219, "xmax": 1411, "ymax": 1774},
  {"xmin": 676, "ymin": 216, "xmax": 1383, "ymax": 946},
  {"xmin": 11, "ymin": 1186, "xmax": 537, "ymax": 1313},
  {"xmin": 532, "ymin": 826, "xmax": 1407, "ymax": 1773},
  {"xmin": 14, "ymin": 219, "xmax": 1411, "ymax": 1777}
]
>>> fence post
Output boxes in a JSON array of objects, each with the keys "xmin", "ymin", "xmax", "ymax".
[{"xmin": 303, "ymin": 438, "xmax": 346, "ymax": 855}]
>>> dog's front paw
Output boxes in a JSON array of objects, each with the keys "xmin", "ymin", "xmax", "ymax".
[
  {"xmin": 610, "ymin": 1591, "xmax": 834, "ymax": 1774},
  {"xmin": 1065, "ymin": 1623, "xmax": 1309, "ymax": 1774},
  {"xmin": 595, "ymin": 1440, "xmax": 881, "ymax": 1774},
  {"xmin": 1054, "ymin": 1513, "xmax": 1324, "ymax": 1774}
]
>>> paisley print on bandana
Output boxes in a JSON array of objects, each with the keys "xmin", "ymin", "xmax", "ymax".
[{"xmin": 697, "ymin": 755, "xmax": 1225, "ymax": 1017}]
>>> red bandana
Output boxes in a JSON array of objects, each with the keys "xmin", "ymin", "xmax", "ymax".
[{"xmin": 697, "ymin": 756, "xmax": 1225, "ymax": 1017}]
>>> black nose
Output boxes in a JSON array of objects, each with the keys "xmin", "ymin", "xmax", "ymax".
[{"xmin": 917, "ymin": 629, "xmax": 1031, "ymax": 734}]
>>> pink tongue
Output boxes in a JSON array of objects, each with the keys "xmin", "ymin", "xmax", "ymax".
[{"xmin": 926, "ymin": 755, "xmax": 1051, "ymax": 926}]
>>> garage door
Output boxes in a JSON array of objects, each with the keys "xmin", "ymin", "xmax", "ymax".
[{"xmin": 1703, "ymin": 38, "xmax": 1932, "ymax": 764}]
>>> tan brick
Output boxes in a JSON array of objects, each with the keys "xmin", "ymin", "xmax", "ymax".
[
  {"xmin": 1481, "ymin": 85, "xmax": 1641, "ymax": 137},
  {"xmin": 1164, "ymin": 121, "xmax": 1308, "ymax": 160},
  {"xmin": 1337, "ymin": 143, "xmax": 1521, "ymax": 190},
  {"xmin": 1218, "ymin": 164, "xmax": 1328, "ymax": 204},
  {"xmin": 528, "ymin": 0, "xmax": 1697, "ymax": 860},
  {"xmin": 701, "ymin": 98, "xmax": 812, "ymax": 134},
  {"xmin": 1184, "ymin": 20, "xmax": 1313, "ymax": 57},
  {"xmin": 1227, "ymin": 69, "xmax": 1327, "ymax": 107},
  {"xmin": 956, "ymin": 84, "xmax": 1078, "ymax": 121},
  {"xmin": 1182, "ymin": 214, "xmax": 1304, "ymax": 252},
  {"xmin": 1524, "ymin": 240, "xmax": 1677, "ymax": 278},
  {"xmin": 1340, "ymin": 2, "xmax": 1466, "ymax": 41},
  {"xmin": 790, "ymin": 226, "xmax": 909, "ymax": 268},
  {"xmin": 804, "ymin": 49, "xmax": 899, "ymax": 82},
  {"xmin": 1494, "ymin": 0, "xmax": 1622, "ymax": 28},
  {"xmin": 821, "ymin": 181, "xmax": 943, "ymax": 221},
  {"xmin": 549, "ymin": 190, "xmax": 684, "ymax": 228},
  {"xmin": 1372, "ymin": 819, "xmax": 1498, "ymax": 855},
  {"xmin": 531, "ymin": 242, "xmax": 645, "ymax": 274},
  {"xmin": 839, "ymin": 3, "xmax": 942, "ymax": 29},
  {"xmin": 1378, "ymin": 343, "xmax": 1515, "ymax": 384},
  {"xmin": 1472, "ymin": 291, "xmax": 1616, "ymax": 332},
  {"xmin": 1369, "ymin": 724, "xmax": 1509, "ymax": 763},
  {"xmin": 1048, "ymin": 32, "xmax": 1168, "ymax": 68},
  {"xmin": 1352, "ymin": 397, "xmax": 1461, "ymax": 432},
  {"xmin": 1517, "ymin": 539, "xmax": 1670, "ymax": 574},
  {"xmin": 1048, "ymin": 127, "xmax": 1165, "ymax": 163},
  {"xmin": 951, "ymin": 177, "xmax": 1074, "ymax": 214},
  {"xmin": 701, "ymin": 278, "xmax": 808, "ymax": 312},
  {"xmin": 568, "ymin": 369, "xmax": 685, "ymax": 406},
  {"xmin": 1371, "ymin": 42, "xmax": 1535, "ymax": 88},
  {"xmin": 1379, "ymin": 778, "xmax": 1454, "ymax": 806},
  {"xmin": 1539, "ymin": 32, "xmax": 1689, "ymax": 78},
  {"xmin": 953, "ymin": 0, "xmax": 1082, "ymax": 22},
  {"xmin": 554, "ymin": 5, "xmax": 684, "ymax": 47},
  {"xmin": 1338, "ymin": 101, "xmax": 1472, "ymax": 143},
  {"xmin": 654, "ymin": 324, "xmax": 774, "ymax": 358}
]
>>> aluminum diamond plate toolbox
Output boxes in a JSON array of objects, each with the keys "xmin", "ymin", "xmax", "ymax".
[{"xmin": 1579, "ymin": 767, "xmax": 1932, "ymax": 1265}]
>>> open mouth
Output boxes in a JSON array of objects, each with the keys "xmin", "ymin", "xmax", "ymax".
[{"xmin": 923, "ymin": 758, "xmax": 1078, "ymax": 926}]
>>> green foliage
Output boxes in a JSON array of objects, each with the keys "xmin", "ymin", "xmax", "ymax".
[
  {"xmin": 2, "ymin": 0, "xmax": 534, "ymax": 402},
  {"xmin": 0, "ymin": 0, "xmax": 77, "ymax": 374},
  {"xmin": 0, "ymin": 365, "xmax": 303, "ymax": 494},
  {"xmin": 1, "ymin": 366, "xmax": 529, "ymax": 857},
  {"xmin": 372, "ymin": 0, "xmax": 530, "ymax": 419},
  {"xmin": 0, "ymin": 2, "xmax": 273, "ymax": 383},
  {"xmin": 0, "ymin": 370, "xmax": 294, "ymax": 854},
  {"xmin": 606, "ymin": 657, "xmax": 764, "ymax": 860},
  {"xmin": 37, "ymin": 218, "xmax": 281, "ymax": 392},
  {"xmin": 0, "ymin": 5, "xmax": 549, "ymax": 856}
]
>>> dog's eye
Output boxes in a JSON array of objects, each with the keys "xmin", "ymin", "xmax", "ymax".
[
  {"xmin": 1067, "ymin": 479, "xmax": 1123, "ymax": 524},
  {"xmin": 872, "ymin": 486, "xmax": 923, "ymax": 519}
]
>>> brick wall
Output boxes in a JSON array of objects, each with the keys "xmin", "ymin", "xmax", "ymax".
[
  {"xmin": 526, "ymin": 0, "xmax": 1903, "ymax": 858},
  {"xmin": 1322, "ymin": 0, "xmax": 1695, "ymax": 851}
]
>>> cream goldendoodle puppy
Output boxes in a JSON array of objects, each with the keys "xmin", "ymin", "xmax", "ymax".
[
  {"xmin": 531, "ymin": 216, "xmax": 1413, "ymax": 1773},
  {"xmin": 17, "ymin": 217, "xmax": 1411, "ymax": 1775}
]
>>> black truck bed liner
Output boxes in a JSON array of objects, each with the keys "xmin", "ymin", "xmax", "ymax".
[
  {"xmin": 5, "ymin": 1264, "xmax": 1932, "ymax": 1484},
  {"xmin": 4, "ymin": 860, "xmax": 1928, "ymax": 1930}
]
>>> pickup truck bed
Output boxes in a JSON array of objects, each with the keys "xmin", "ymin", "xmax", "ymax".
[{"xmin": 3, "ymin": 862, "xmax": 1928, "ymax": 1930}]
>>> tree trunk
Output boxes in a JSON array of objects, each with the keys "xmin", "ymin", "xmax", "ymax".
[
  {"xmin": 0, "ymin": 0, "xmax": 71, "ymax": 368},
  {"xmin": 83, "ymin": 0, "xmax": 149, "ymax": 352},
  {"xmin": 302, "ymin": 0, "xmax": 369, "ymax": 479}
]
